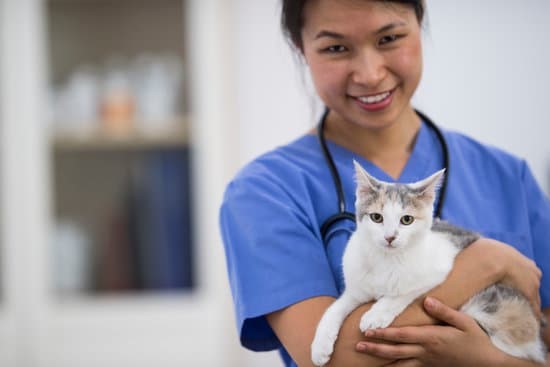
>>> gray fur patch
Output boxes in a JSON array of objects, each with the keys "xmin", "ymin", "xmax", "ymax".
[
  {"xmin": 385, "ymin": 184, "xmax": 421, "ymax": 210},
  {"xmin": 431, "ymin": 220, "xmax": 480, "ymax": 249},
  {"xmin": 363, "ymin": 190, "xmax": 380, "ymax": 207},
  {"xmin": 481, "ymin": 291, "xmax": 500, "ymax": 314}
]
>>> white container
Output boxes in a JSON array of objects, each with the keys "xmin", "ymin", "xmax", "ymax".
[{"xmin": 51, "ymin": 220, "xmax": 92, "ymax": 294}]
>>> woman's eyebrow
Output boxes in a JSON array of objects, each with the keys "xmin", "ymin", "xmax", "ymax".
[
  {"xmin": 314, "ymin": 30, "xmax": 344, "ymax": 40},
  {"xmin": 375, "ymin": 21, "xmax": 407, "ymax": 35},
  {"xmin": 314, "ymin": 21, "xmax": 408, "ymax": 40}
]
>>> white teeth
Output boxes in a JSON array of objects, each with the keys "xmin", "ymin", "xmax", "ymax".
[{"xmin": 358, "ymin": 91, "xmax": 391, "ymax": 104}]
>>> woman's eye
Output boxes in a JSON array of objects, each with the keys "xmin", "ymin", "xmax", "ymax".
[
  {"xmin": 370, "ymin": 213, "xmax": 383, "ymax": 223},
  {"xmin": 323, "ymin": 45, "xmax": 347, "ymax": 53},
  {"xmin": 400, "ymin": 215, "xmax": 415, "ymax": 225},
  {"xmin": 378, "ymin": 34, "xmax": 401, "ymax": 46}
]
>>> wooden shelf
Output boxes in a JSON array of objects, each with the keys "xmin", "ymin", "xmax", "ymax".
[{"xmin": 52, "ymin": 122, "xmax": 189, "ymax": 151}]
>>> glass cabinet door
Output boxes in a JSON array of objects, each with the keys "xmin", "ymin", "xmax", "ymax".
[{"xmin": 47, "ymin": 0, "xmax": 194, "ymax": 298}]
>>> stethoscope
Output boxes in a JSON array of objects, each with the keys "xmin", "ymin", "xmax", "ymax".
[{"xmin": 317, "ymin": 107, "xmax": 450, "ymax": 242}]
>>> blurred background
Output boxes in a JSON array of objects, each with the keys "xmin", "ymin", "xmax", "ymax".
[{"xmin": 0, "ymin": 0, "xmax": 548, "ymax": 366}]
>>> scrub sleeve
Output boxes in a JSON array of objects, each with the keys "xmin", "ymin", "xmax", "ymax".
[
  {"xmin": 521, "ymin": 161, "xmax": 550, "ymax": 307},
  {"xmin": 220, "ymin": 163, "xmax": 338, "ymax": 351}
]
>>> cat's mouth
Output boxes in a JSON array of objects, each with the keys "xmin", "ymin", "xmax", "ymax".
[{"xmin": 380, "ymin": 238, "xmax": 402, "ymax": 250}]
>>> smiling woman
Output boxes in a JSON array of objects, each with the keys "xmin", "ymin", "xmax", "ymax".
[
  {"xmin": 220, "ymin": 1, "xmax": 550, "ymax": 367},
  {"xmin": 300, "ymin": 1, "xmax": 424, "ymax": 178}
]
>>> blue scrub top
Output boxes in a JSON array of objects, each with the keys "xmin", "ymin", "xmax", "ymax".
[{"xmin": 219, "ymin": 121, "xmax": 550, "ymax": 367}]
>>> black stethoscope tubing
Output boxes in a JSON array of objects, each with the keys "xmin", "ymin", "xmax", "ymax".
[{"xmin": 317, "ymin": 107, "xmax": 450, "ymax": 240}]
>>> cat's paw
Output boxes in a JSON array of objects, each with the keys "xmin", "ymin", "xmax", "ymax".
[
  {"xmin": 359, "ymin": 310, "xmax": 395, "ymax": 332},
  {"xmin": 311, "ymin": 333, "xmax": 337, "ymax": 366}
]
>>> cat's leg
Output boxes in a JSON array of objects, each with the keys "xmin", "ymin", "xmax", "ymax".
[
  {"xmin": 311, "ymin": 292, "xmax": 364, "ymax": 366},
  {"xmin": 359, "ymin": 292, "xmax": 421, "ymax": 332}
]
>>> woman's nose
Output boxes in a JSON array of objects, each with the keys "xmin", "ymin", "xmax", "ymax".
[{"xmin": 351, "ymin": 49, "xmax": 386, "ymax": 87}]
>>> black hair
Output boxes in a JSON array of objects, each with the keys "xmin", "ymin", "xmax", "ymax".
[{"xmin": 281, "ymin": 0, "xmax": 425, "ymax": 52}]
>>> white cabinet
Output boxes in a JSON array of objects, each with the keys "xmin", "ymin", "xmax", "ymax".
[{"xmin": 0, "ymin": 0, "xmax": 241, "ymax": 366}]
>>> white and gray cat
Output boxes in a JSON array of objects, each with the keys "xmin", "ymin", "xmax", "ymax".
[{"xmin": 311, "ymin": 161, "xmax": 546, "ymax": 366}]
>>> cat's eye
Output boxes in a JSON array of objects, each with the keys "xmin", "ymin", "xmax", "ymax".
[
  {"xmin": 400, "ymin": 215, "xmax": 415, "ymax": 225},
  {"xmin": 369, "ymin": 213, "xmax": 383, "ymax": 223}
]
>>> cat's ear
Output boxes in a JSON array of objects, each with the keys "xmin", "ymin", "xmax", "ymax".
[
  {"xmin": 353, "ymin": 160, "xmax": 381, "ymax": 191},
  {"xmin": 409, "ymin": 169, "xmax": 445, "ymax": 202}
]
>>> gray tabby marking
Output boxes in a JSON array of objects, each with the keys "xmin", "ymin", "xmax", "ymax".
[{"xmin": 431, "ymin": 219, "xmax": 480, "ymax": 249}]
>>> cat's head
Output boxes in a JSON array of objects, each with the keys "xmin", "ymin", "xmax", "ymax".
[{"xmin": 353, "ymin": 160, "xmax": 444, "ymax": 252}]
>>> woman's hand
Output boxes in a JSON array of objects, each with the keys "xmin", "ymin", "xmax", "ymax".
[
  {"xmin": 483, "ymin": 238, "xmax": 542, "ymax": 318},
  {"xmin": 356, "ymin": 297, "xmax": 507, "ymax": 367}
]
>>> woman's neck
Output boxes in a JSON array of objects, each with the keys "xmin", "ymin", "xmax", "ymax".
[{"xmin": 324, "ymin": 107, "xmax": 421, "ymax": 179}]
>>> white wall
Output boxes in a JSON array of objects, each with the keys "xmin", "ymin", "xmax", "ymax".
[
  {"xmin": 415, "ymin": 0, "xmax": 550, "ymax": 191},
  {"xmin": 228, "ymin": 1, "xmax": 550, "ymax": 366},
  {"xmin": 232, "ymin": 1, "xmax": 316, "ymax": 167}
]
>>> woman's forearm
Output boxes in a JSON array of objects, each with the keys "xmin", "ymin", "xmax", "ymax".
[
  {"xmin": 270, "ymin": 239, "xmax": 532, "ymax": 367},
  {"xmin": 268, "ymin": 297, "xmax": 391, "ymax": 367}
]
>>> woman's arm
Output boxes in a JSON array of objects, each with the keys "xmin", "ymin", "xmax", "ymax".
[{"xmin": 267, "ymin": 238, "xmax": 541, "ymax": 366}]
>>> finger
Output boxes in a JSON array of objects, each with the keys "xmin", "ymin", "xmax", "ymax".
[
  {"xmin": 532, "ymin": 260, "xmax": 542, "ymax": 278},
  {"xmin": 365, "ymin": 327, "xmax": 428, "ymax": 344},
  {"xmin": 357, "ymin": 341, "xmax": 424, "ymax": 360},
  {"xmin": 525, "ymin": 283, "xmax": 542, "ymax": 320},
  {"xmin": 536, "ymin": 293, "xmax": 542, "ymax": 320},
  {"xmin": 424, "ymin": 297, "xmax": 475, "ymax": 331},
  {"xmin": 384, "ymin": 359, "xmax": 422, "ymax": 367}
]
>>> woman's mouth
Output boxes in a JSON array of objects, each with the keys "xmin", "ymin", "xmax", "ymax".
[{"xmin": 354, "ymin": 89, "xmax": 394, "ymax": 111}]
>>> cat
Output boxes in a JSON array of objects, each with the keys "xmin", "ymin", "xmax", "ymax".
[{"xmin": 310, "ymin": 161, "xmax": 547, "ymax": 366}]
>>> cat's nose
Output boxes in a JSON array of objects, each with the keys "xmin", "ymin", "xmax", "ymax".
[{"xmin": 385, "ymin": 236, "xmax": 396, "ymax": 244}]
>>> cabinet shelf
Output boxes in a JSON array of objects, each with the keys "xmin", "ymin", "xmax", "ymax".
[{"xmin": 52, "ymin": 120, "xmax": 189, "ymax": 151}]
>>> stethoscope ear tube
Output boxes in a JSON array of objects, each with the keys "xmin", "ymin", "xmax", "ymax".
[
  {"xmin": 317, "ymin": 107, "xmax": 347, "ymax": 214},
  {"xmin": 317, "ymin": 107, "xmax": 449, "ymax": 242},
  {"xmin": 414, "ymin": 110, "xmax": 449, "ymax": 220},
  {"xmin": 317, "ymin": 107, "xmax": 357, "ymax": 241}
]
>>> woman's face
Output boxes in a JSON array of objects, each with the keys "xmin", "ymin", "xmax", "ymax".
[{"xmin": 301, "ymin": 0, "xmax": 423, "ymax": 130}]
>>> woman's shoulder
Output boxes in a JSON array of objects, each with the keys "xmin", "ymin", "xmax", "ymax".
[
  {"xmin": 223, "ymin": 134, "xmax": 324, "ymax": 199},
  {"xmin": 442, "ymin": 128, "xmax": 525, "ymax": 175}
]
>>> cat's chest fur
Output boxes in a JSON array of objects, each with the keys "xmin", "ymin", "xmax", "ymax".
[{"xmin": 342, "ymin": 230, "xmax": 460, "ymax": 299}]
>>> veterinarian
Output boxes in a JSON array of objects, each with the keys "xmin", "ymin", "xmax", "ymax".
[{"xmin": 220, "ymin": 1, "xmax": 550, "ymax": 366}]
